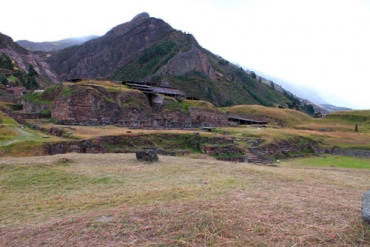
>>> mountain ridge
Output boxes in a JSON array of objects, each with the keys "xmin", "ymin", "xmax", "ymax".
[
  {"xmin": 0, "ymin": 32, "xmax": 59, "ymax": 88},
  {"xmin": 16, "ymin": 35, "xmax": 99, "ymax": 52},
  {"xmin": 1, "ymin": 13, "xmax": 328, "ymax": 114}
]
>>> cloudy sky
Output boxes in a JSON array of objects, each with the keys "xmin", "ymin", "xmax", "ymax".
[{"xmin": 2, "ymin": 0, "xmax": 370, "ymax": 109}]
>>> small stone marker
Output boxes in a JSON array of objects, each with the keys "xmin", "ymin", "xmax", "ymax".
[
  {"xmin": 136, "ymin": 147, "xmax": 159, "ymax": 162},
  {"xmin": 362, "ymin": 190, "xmax": 370, "ymax": 224}
]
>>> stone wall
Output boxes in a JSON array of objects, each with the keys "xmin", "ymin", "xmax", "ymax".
[
  {"xmin": 117, "ymin": 108, "xmax": 229, "ymax": 129},
  {"xmin": 15, "ymin": 83, "xmax": 238, "ymax": 128},
  {"xmin": 51, "ymin": 84, "xmax": 152, "ymax": 125},
  {"xmin": 200, "ymin": 144, "xmax": 244, "ymax": 156},
  {"xmin": 21, "ymin": 99, "xmax": 50, "ymax": 113},
  {"xmin": 189, "ymin": 108, "xmax": 228, "ymax": 127},
  {"xmin": 0, "ymin": 106, "xmax": 49, "ymax": 125},
  {"xmin": 43, "ymin": 140, "xmax": 107, "ymax": 155},
  {"xmin": 254, "ymin": 137, "xmax": 324, "ymax": 159},
  {"xmin": 330, "ymin": 147, "xmax": 370, "ymax": 158}
]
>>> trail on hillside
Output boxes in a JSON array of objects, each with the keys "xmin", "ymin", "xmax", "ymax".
[{"xmin": 0, "ymin": 127, "xmax": 40, "ymax": 147}]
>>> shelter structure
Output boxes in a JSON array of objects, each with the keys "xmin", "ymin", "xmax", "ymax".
[
  {"xmin": 228, "ymin": 116, "xmax": 268, "ymax": 126},
  {"xmin": 125, "ymin": 82, "xmax": 185, "ymax": 100}
]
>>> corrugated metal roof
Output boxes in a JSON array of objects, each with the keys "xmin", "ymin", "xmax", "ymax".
[
  {"xmin": 228, "ymin": 117, "xmax": 268, "ymax": 124},
  {"xmin": 126, "ymin": 83, "xmax": 185, "ymax": 96}
]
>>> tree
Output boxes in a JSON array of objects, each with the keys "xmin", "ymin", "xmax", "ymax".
[
  {"xmin": 270, "ymin": 81, "xmax": 275, "ymax": 89},
  {"xmin": 305, "ymin": 104, "xmax": 315, "ymax": 115},
  {"xmin": 1, "ymin": 74, "xmax": 8, "ymax": 85},
  {"xmin": 28, "ymin": 65, "xmax": 38, "ymax": 77},
  {"xmin": 222, "ymin": 99, "xmax": 234, "ymax": 107},
  {"xmin": 24, "ymin": 65, "xmax": 39, "ymax": 90}
]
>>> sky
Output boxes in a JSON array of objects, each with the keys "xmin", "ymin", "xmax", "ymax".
[{"xmin": 2, "ymin": 0, "xmax": 370, "ymax": 109}]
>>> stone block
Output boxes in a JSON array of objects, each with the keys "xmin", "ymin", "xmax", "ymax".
[
  {"xmin": 362, "ymin": 190, "xmax": 370, "ymax": 224},
  {"xmin": 136, "ymin": 147, "xmax": 159, "ymax": 162}
]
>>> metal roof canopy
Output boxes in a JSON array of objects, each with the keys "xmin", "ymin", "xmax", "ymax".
[
  {"xmin": 126, "ymin": 83, "xmax": 185, "ymax": 97},
  {"xmin": 228, "ymin": 117, "xmax": 268, "ymax": 125}
]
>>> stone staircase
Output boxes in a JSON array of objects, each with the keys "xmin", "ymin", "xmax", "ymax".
[{"xmin": 245, "ymin": 148, "xmax": 275, "ymax": 166}]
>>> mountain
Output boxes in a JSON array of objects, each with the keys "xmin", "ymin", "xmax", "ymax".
[
  {"xmin": 247, "ymin": 69, "xmax": 328, "ymax": 104},
  {"xmin": 2, "ymin": 12, "xmax": 318, "ymax": 113},
  {"xmin": 44, "ymin": 12, "xmax": 304, "ymax": 109},
  {"xmin": 246, "ymin": 69, "xmax": 353, "ymax": 112},
  {"xmin": 0, "ymin": 33, "xmax": 59, "ymax": 88},
  {"xmin": 16, "ymin": 35, "xmax": 99, "ymax": 52},
  {"xmin": 319, "ymin": 104, "xmax": 352, "ymax": 112}
]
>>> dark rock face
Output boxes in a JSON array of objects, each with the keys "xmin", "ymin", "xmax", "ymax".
[
  {"xmin": 136, "ymin": 147, "xmax": 159, "ymax": 162},
  {"xmin": 363, "ymin": 190, "xmax": 370, "ymax": 224},
  {"xmin": 153, "ymin": 46, "xmax": 217, "ymax": 80}
]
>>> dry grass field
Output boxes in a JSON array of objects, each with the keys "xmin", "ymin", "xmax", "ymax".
[
  {"xmin": 1, "ymin": 153, "xmax": 370, "ymax": 246},
  {"xmin": 2, "ymin": 104, "xmax": 370, "ymax": 245}
]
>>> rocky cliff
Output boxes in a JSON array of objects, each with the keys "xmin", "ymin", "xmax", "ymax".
[
  {"xmin": 152, "ymin": 46, "xmax": 217, "ymax": 81},
  {"xmin": 0, "ymin": 33, "xmax": 59, "ymax": 86}
]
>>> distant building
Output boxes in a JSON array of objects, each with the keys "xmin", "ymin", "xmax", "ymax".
[{"xmin": 6, "ymin": 86, "xmax": 28, "ymax": 98}]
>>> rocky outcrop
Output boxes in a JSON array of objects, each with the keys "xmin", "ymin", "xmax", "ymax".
[
  {"xmin": 0, "ymin": 33, "xmax": 59, "ymax": 85},
  {"xmin": 136, "ymin": 147, "xmax": 159, "ymax": 162},
  {"xmin": 154, "ymin": 47, "xmax": 217, "ymax": 80},
  {"xmin": 107, "ymin": 12, "xmax": 150, "ymax": 37}
]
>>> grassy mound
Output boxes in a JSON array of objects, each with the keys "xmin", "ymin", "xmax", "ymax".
[
  {"xmin": 221, "ymin": 105, "xmax": 312, "ymax": 126},
  {"xmin": 324, "ymin": 110, "xmax": 370, "ymax": 124}
]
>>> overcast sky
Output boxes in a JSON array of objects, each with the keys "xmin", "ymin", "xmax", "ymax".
[{"xmin": 2, "ymin": 0, "xmax": 370, "ymax": 109}]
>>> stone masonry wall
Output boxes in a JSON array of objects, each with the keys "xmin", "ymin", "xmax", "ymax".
[
  {"xmin": 189, "ymin": 108, "xmax": 229, "ymax": 127},
  {"xmin": 330, "ymin": 147, "xmax": 370, "ymax": 158}
]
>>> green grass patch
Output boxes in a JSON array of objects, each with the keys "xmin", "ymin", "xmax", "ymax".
[
  {"xmin": 0, "ymin": 111, "xmax": 18, "ymax": 126},
  {"xmin": 283, "ymin": 155, "xmax": 370, "ymax": 169},
  {"xmin": 21, "ymin": 92, "xmax": 52, "ymax": 105},
  {"xmin": 0, "ymin": 126, "xmax": 17, "ymax": 141},
  {"xmin": 0, "ymin": 111, "xmax": 19, "ymax": 141},
  {"xmin": 324, "ymin": 110, "xmax": 370, "ymax": 124}
]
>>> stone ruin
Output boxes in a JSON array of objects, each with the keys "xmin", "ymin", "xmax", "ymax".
[{"xmin": 136, "ymin": 147, "xmax": 159, "ymax": 162}]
